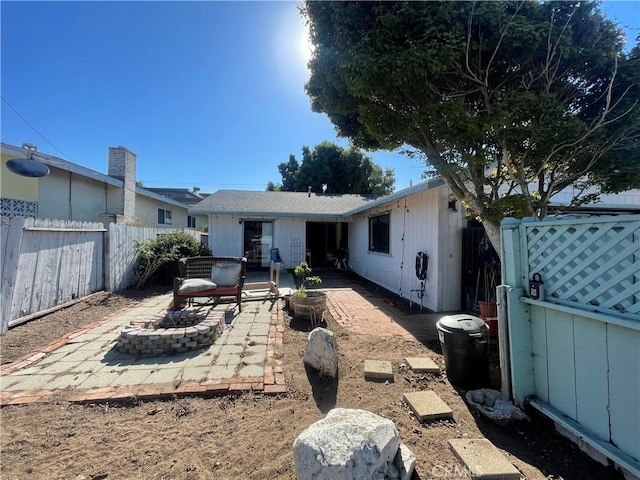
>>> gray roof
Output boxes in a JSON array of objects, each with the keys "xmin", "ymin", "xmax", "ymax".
[{"xmin": 190, "ymin": 190, "xmax": 379, "ymax": 217}]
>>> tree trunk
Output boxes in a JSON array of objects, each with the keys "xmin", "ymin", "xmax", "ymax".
[{"xmin": 481, "ymin": 218, "xmax": 502, "ymax": 260}]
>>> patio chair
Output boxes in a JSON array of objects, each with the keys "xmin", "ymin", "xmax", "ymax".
[{"xmin": 172, "ymin": 256, "xmax": 247, "ymax": 312}]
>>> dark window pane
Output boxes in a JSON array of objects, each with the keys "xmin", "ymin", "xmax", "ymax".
[{"xmin": 369, "ymin": 213, "xmax": 390, "ymax": 253}]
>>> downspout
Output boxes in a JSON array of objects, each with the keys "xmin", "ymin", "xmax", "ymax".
[{"xmin": 68, "ymin": 171, "xmax": 73, "ymax": 220}]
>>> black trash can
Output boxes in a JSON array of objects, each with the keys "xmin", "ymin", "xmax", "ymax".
[{"xmin": 436, "ymin": 314, "xmax": 490, "ymax": 389}]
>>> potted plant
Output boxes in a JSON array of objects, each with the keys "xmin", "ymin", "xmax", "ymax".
[{"xmin": 290, "ymin": 262, "xmax": 326, "ymax": 322}]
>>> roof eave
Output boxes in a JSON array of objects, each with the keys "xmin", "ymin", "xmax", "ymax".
[
  {"xmin": 345, "ymin": 177, "xmax": 445, "ymax": 216},
  {"xmin": 189, "ymin": 209, "xmax": 347, "ymax": 218}
]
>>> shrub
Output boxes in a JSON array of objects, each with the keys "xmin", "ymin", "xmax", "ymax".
[
  {"xmin": 292, "ymin": 261, "xmax": 322, "ymax": 297},
  {"xmin": 135, "ymin": 231, "xmax": 211, "ymax": 288}
]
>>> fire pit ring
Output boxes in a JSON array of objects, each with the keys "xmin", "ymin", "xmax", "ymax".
[{"xmin": 115, "ymin": 309, "xmax": 224, "ymax": 356}]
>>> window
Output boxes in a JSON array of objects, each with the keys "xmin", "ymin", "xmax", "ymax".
[
  {"xmin": 187, "ymin": 215, "xmax": 196, "ymax": 228},
  {"xmin": 158, "ymin": 208, "xmax": 172, "ymax": 225},
  {"xmin": 369, "ymin": 213, "xmax": 390, "ymax": 253}
]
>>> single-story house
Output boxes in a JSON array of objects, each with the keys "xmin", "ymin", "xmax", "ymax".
[
  {"xmin": 1, "ymin": 142, "xmax": 207, "ymax": 229},
  {"xmin": 190, "ymin": 178, "xmax": 464, "ymax": 312}
]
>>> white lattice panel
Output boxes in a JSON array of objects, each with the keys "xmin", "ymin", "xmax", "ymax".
[
  {"xmin": 525, "ymin": 216, "xmax": 639, "ymax": 320},
  {"xmin": 0, "ymin": 197, "xmax": 37, "ymax": 218}
]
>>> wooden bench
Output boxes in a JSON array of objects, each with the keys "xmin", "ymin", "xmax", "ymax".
[{"xmin": 172, "ymin": 256, "xmax": 247, "ymax": 312}]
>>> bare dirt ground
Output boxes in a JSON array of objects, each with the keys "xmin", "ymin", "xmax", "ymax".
[{"xmin": 0, "ymin": 281, "xmax": 623, "ymax": 480}]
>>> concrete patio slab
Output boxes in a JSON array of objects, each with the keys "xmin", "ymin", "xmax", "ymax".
[
  {"xmin": 45, "ymin": 373, "xmax": 92, "ymax": 390},
  {"xmin": 405, "ymin": 356, "xmax": 440, "ymax": 374},
  {"xmin": 218, "ymin": 344, "xmax": 244, "ymax": 355},
  {"xmin": 3, "ymin": 374, "xmax": 57, "ymax": 391},
  {"xmin": 364, "ymin": 360, "xmax": 394, "ymax": 380},
  {"xmin": 403, "ymin": 391, "xmax": 453, "ymax": 422},
  {"xmin": 37, "ymin": 361, "xmax": 84, "ymax": 375},
  {"xmin": 184, "ymin": 354, "xmax": 216, "ymax": 368},
  {"xmin": 448, "ymin": 438, "xmax": 521, "ymax": 480},
  {"xmin": 237, "ymin": 364, "xmax": 264, "ymax": 377},
  {"xmin": 216, "ymin": 354, "xmax": 243, "ymax": 366},
  {"xmin": 143, "ymin": 368, "xmax": 183, "ymax": 384},
  {"xmin": 0, "ymin": 272, "xmax": 288, "ymax": 404},
  {"xmin": 78, "ymin": 371, "xmax": 123, "ymax": 389},
  {"xmin": 207, "ymin": 365, "xmax": 237, "ymax": 380},
  {"xmin": 180, "ymin": 366, "xmax": 210, "ymax": 382},
  {"xmin": 110, "ymin": 369, "xmax": 152, "ymax": 387},
  {"xmin": 242, "ymin": 349, "xmax": 267, "ymax": 365}
]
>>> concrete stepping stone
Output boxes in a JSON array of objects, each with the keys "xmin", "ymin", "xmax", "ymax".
[
  {"xmin": 404, "ymin": 356, "xmax": 440, "ymax": 374},
  {"xmin": 403, "ymin": 391, "xmax": 453, "ymax": 422},
  {"xmin": 448, "ymin": 439, "xmax": 521, "ymax": 480},
  {"xmin": 364, "ymin": 360, "xmax": 393, "ymax": 381}
]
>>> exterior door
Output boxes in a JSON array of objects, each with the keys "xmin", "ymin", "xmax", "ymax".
[{"xmin": 243, "ymin": 220, "xmax": 273, "ymax": 268}]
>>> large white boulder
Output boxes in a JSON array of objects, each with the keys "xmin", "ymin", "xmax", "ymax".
[
  {"xmin": 303, "ymin": 327, "xmax": 338, "ymax": 378},
  {"xmin": 293, "ymin": 408, "xmax": 401, "ymax": 480},
  {"xmin": 395, "ymin": 443, "xmax": 417, "ymax": 480}
]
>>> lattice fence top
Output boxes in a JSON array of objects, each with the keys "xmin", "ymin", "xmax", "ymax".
[{"xmin": 524, "ymin": 216, "xmax": 639, "ymax": 321}]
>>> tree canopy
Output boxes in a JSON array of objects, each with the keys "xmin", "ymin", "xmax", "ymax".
[
  {"xmin": 267, "ymin": 141, "xmax": 395, "ymax": 195},
  {"xmin": 303, "ymin": 0, "xmax": 639, "ymax": 252}
]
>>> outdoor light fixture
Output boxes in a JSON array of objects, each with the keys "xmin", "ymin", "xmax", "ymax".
[
  {"xmin": 6, "ymin": 143, "xmax": 50, "ymax": 178},
  {"xmin": 448, "ymin": 199, "xmax": 458, "ymax": 212}
]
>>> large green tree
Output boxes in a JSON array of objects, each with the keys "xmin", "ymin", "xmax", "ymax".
[
  {"xmin": 303, "ymin": 1, "xmax": 640, "ymax": 253},
  {"xmin": 268, "ymin": 141, "xmax": 395, "ymax": 195}
]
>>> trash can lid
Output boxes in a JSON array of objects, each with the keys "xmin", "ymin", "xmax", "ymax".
[{"xmin": 436, "ymin": 314, "xmax": 488, "ymax": 335}]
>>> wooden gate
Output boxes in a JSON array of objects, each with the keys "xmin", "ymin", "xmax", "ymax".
[{"xmin": 501, "ymin": 214, "xmax": 639, "ymax": 476}]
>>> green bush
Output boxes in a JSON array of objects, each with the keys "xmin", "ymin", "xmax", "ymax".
[
  {"xmin": 293, "ymin": 261, "xmax": 322, "ymax": 297},
  {"xmin": 134, "ymin": 231, "xmax": 211, "ymax": 288}
]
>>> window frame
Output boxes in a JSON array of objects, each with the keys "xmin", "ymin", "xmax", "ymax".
[
  {"xmin": 187, "ymin": 215, "xmax": 196, "ymax": 229},
  {"xmin": 158, "ymin": 208, "xmax": 173, "ymax": 225},
  {"xmin": 368, "ymin": 212, "xmax": 390, "ymax": 254}
]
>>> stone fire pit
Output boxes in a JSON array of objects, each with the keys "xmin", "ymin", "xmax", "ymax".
[{"xmin": 115, "ymin": 309, "xmax": 224, "ymax": 356}]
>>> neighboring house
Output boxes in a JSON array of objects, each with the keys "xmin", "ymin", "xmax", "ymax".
[
  {"xmin": 145, "ymin": 187, "xmax": 209, "ymax": 229},
  {"xmin": 0, "ymin": 142, "xmax": 203, "ymax": 229},
  {"xmin": 190, "ymin": 178, "xmax": 464, "ymax": 312}
]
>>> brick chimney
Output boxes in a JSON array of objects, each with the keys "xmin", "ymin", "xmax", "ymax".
[{"xmin": 107, "ymin": 146, "xmax": 137, "ymax": 223}]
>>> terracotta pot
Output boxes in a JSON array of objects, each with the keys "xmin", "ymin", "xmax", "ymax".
[{"xmin": 478, "ymin": 301, "xmax": 497, "ymax": 318}]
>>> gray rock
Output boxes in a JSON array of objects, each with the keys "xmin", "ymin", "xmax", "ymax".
[
  {"xmin": 293, "ymin": 408, "xmax": 400, "ymax": 480},
  {"xmin": 465, "ymin": 389, "xmax": 528, "ymax": 426},
  {"xmin": 303, "ymin": 327, "xmax": 338, "ymax": 378}
]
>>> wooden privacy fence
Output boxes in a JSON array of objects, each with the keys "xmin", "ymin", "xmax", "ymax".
[
  {"xmin": 501, "ymin": 214, "xmax": 639, "ymax": 477},
  {"xmin": 105, "ymin": 223, "xmax": 205, "ymax": 291},
  {"xmin": 1, "ymin": 217, "xmax": 205, "ymax": 334},
  {"xmin": 1, "ymin": 217, "xmax": 105, "ymax": 333}
]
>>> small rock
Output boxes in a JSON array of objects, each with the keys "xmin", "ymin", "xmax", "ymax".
[{"xmin": 303, "ymin": 327, "xmax": 338, "ymax": 378}]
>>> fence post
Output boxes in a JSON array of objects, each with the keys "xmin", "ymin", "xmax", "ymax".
[
  {"xmin": 104, "ymin": 224, "xmax": 111, "ymax": 292},
  {"xmin": 501, "ymin": 217, "xmax": 534, "ymax": 406},
  {"xmin": 1, "ymin": 217, "xmax": 26, "ymax": 334}
]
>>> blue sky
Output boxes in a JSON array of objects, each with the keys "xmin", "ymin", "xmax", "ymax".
[{"xmin": 2, "ymin": 1, "xmax": 638, "ymax": 194}]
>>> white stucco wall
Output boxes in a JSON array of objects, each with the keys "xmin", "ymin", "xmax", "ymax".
[
  {"xmin": 37, "ymin": 169, "xmax": 107, "ymax": 221},
  {"xmin": 347, "ymin": 185, "xmax": 463, "ymax": 312},
  {"xmin": 209, "ymin": 215, "xmax": 244, "ymax": 257},
  {"xmin": 1, "ymin": 154, "xmax": 38, "ymax": 202},
  {"xmin": 209, "ymin": 214, "xmax": 307, "ymax": 268},
  {"xmin": 192, "ymin": 214, "xmax": 208, "ymax": 231},
  {"xmin": 135, "ymin": 194, "xmax": 189, "ymax": 227}
]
